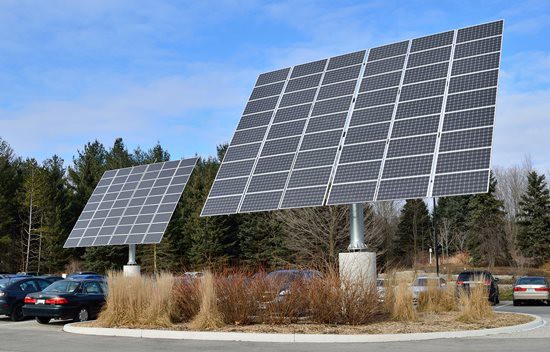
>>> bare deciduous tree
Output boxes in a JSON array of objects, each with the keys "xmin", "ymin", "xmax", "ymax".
[
  {"xmin": 494, "ymin": 155, "xmax": 532, "ymax": 265},
  {"xmin": 275, "ymin": 204, "xmax": 386, "ymax": 271}
]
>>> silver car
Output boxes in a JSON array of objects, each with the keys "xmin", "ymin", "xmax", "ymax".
[
  {"xmin": 411, "ymin": 276, "xmax": 447, "ymax": 301},
  {"xmin": 513, "ymin": 276, "xmax": 549, "ymax": 306}
]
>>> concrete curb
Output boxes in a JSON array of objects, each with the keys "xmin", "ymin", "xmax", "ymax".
[{"xmin": 63, "ymin": 313, "xmax": 544, "ymax": 343}]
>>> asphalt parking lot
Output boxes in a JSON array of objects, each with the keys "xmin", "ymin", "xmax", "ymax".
[{"xmin": 0, "ymin": 302, "xmax": 548, "ymax": 352}]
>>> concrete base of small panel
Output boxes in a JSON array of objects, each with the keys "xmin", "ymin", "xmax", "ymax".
[
  {"xmin": 339, "ymin": 251, "xmax": 377, "ymax": 285},
  {"xmin": 123, "ymin": 265, "xmax": 141, "ymax": 277}
]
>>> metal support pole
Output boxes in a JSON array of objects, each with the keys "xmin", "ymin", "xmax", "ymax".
[
  {"xmin": 128, "ymin": 244, "xmax": 137, "ymax": 265},
  {"xmin": 348, "ymin": 203, "xmax": 367, "ymax": 251},
  {"xmin": 432, "ymin": 198, "xmax": 440, "ymax": 276}
]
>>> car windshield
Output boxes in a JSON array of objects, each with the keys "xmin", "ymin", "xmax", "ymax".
[
  {"xmin": 458, "ymin": 272, "xmax": 487, "ymax": 281},
  {"xmin": 413, "ymin": 278, "xmax": 427, "ymax": 286},
  {"xmin": 266, "ymin": 271, "xmax": 299, "ymax": 282},
  {"xmin": 517, "ymin": 277, "xmax": 547, "ymax": 285},
  {"xmin": 43, "ymin": 280, "xmax": 80, "ymax": 293},
  {"xmin": 0, "ymin": 278, "xmax": 14, "ymax": 289}
]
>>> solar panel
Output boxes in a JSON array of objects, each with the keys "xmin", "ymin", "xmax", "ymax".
[
  {"xmin": 64, "ymin": 158, "xmax": 198, "ymax": 248},
  {"xmin": 202, "ymin": 20, "xmax": 503, "ymax": 215}
]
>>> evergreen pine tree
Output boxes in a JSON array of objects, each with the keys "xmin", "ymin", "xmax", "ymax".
[
  {"xmin": 392, "ymin": 199, "xmax": 432, "ymax": 267},
  {"xmin": 0, "ymin": 138, "xmax": 22, "ymax": 272},
  {"xmin": 467, "ymin": 173, "xmax": 510, "ymax": 266},
  {"xmin": 516, "ymin": 171, "xmax": 550, "ymax": 265},
  {"xmin": 237, "ymin": 212, "xmax": 287, "ymax": 269},
  {"xmin": 435, "ymin": 195, "xmax": 472, "ymax": 253},
  {"xmin": 39, "ymin": 156, "xmax": 72, "ymax": 273}
]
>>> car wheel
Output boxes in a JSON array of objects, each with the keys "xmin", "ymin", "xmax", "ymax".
[
  {"xmin": 74, "ymin": 307, "xmax": 89, "ymax": 322},
  {"xmin": 10, "ymin": 304, "xmax": 24, "ymax": 322},
  {"xmin": 36, "ymin": 317, "xmax": 51, "ymax": 324},
  {"xmin": 495, "ymin": 294, "xmax": 500, "ymax": 305}
]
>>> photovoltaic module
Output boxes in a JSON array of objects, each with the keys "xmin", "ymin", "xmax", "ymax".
[{"xmin": 200, "ymin": 20, "xmax": 503, "ymax": 215}]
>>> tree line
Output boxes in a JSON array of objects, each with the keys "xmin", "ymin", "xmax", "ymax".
[{"xmin": 0, "ymin": 136, "xmax": 549, "ymax": 274}]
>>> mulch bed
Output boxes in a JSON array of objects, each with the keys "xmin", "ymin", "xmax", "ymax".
[{"xmin": 86, "ymin": 312, "xmax": 533, "ymax": 335}]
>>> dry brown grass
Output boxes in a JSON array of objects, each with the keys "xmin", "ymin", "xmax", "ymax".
[
  {"xmin": 96, "ymin": 268, "xmax": 502, "ymax": 330},
  {"xmin": 215, "ymin": 271, "xmax": 264, "ymax": 325},
  {"xmin": 97, "ymin": 271, "xmax": 175, "ymax": 328},
  {"xmin": 262, "ymin": 277, "xmax": 308, "ymax": 324},
  {"xmin": 392, "ymin": 278, "xmax": 417, "ymax": 321},
  {"xmin": 172, "ymin": 276, "xmax": 201, "ymax": 323},
  {"xmin": 417, "ymin": 279, "xmax": 457, "ymax": 313},
  {"xmin": 383, "ymin": 272, "xmax": 418, "ymax": 321},
  {"xmin": 189, "ymin": 271, "xmax": 224, "ymax": 330},
  {"xmin": 457, "ymin": 279, "xmax": 495, "ymax": 323},
  {"xmin": 306, "ymin": 269, "xmax": 381, "ymax": 325}
]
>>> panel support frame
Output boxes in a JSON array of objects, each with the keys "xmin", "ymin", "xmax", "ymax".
[{"xmin": 348, "ymin": 203, "xmax": 367, "ymax": 251}]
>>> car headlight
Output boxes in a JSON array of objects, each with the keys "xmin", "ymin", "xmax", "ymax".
[
  {"xmin": 0, "ymin": 291, "xmax": 5, "ymax": 297},
  {"xmin": 278, "ymin": 289, "xmax": 290, "ymax": 296}
]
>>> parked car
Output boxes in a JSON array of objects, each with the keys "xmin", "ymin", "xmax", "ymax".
[
  {"xmin": 22, "ymin": 278, "xmax": 107, "ymax": 324},
  {"xmin": 456, "ymin": 270, "xmax": 500, "ymax": 305},
  {"xmin": 411, "ymin": 276, "xmax": 447, "ymax": 301},
  {"xmin": 263, "ymin": 269, "xmax": 321, "ymax": 304},
  {"xmin": 0, "ymin": 277, "xmax": 52, "ymax": 321},
  {"xmin": 513, "ymin": 276, "xmax": 549, "ymax": 306},
  {"xmin": 36, "ymin": 275, "xmax": 64, "ymax": 284},
  {"xmin": 66, "ymin": 272, "xmax": 104, "ymax": 280}
]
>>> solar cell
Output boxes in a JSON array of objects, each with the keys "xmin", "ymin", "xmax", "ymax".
[
  {"xmin": 288, "ymin": 167, "xmax": 333, "ymax": 188},
  {"xmin": 411, "ymin": 31, "xmax": 454, "ymax": 52},
  {"xmin": 65, "ymin": 158, "xmax": 198, "ymax": 247},
  {"xmin": 327, "ymin": 50, "xmax": 366, "ymax": 70},
  {"xmin": 202, "ymin": 20, "xmax": 502, "ymax": 215},
  {"xmin": 327, "ymin": 182, "xmax": 377, "ymax": 205},
  {"xmin": 291, "ymin": 59, "xmax": 327, "ymax": 78},
  {"xmin": 267, "ymin": 120, "xmax": 307, "ymax": 139},
  {"xmin": 407, "ymin": 46, "xmax": 452, "ymax": 68},
  {"xmin": 281, "ymin": 186, "xmax": 327, "ymax": 208}
]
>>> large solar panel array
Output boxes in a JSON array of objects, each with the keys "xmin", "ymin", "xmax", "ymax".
[
  {"xmin": 202, "ymin": 20, "xmax": 503, "ymax": 216},
  {"xmin": 64, "ymin": 158, "xmax": 198, "ymax": 248}
]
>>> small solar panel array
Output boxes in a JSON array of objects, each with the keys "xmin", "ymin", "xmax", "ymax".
[
  {"xmin": 64, "ymin": 158, "xmax": 198, "ymax": 248},
  {"xmin": 201, "ymin": 20, "xmax": 503, "ymax": 216}
]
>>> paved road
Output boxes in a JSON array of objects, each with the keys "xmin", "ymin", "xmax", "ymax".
[{"xmin": 0, "ymin": 302, "xmax": 548, "ymax": 352}]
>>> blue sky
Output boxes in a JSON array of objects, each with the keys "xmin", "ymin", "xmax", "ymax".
[{"xmin": 1, "ymin": 0, "xmax": 549, "ymax": 171}]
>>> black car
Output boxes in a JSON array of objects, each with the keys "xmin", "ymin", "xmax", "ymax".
[
  {"xmin": 67, "ymin": 271, "xmax": 101, "ymax": 278},
  {"xmin": 36, "ymin": 275, "xmax": 64, "ymax": 284},
  {"xmin": 0, "ymin": 277, "xmax": 52, "ymax": 321},
  {"xmin": 23, "ymin": 279, "xmax": 107, "ymax": 324},
  {"xmin": 456, "ymin": 270, "xmax": 500, "ymax": 305}
]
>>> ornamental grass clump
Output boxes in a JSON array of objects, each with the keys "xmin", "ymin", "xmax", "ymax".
[
  {"xmin": 189, "ymin": 271, "xmax": 224, "ymax": 330},
  {"xmin": 97, "ymin": 271, "xmax": 175, "ymax": 328},
  {"xmin": 417, "ymin": 278, "xmax": 457, "ymax": 313},
  {"xmin": 457, "ymin": 276, "xmax": 495, "ymax": 323},
  {"xmin": 390, "ymin": 277, "xmax": 417, "ymax": 322}
]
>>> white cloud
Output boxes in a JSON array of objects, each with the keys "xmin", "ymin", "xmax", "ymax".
[
  {"xmin": 493, "ymin": 89, "xmax": 550, "ymax": 171},
  {"xmin": 0, "ymin": 66, "xmax": 256, "ymax": 161}
]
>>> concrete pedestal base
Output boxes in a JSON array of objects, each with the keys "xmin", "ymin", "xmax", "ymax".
[
  {"xmin": 339, "ymin": 252, "xmax": 376, "ymax": 285},
  {"xmin": 123, "ymin": 265, "xmax": 141, "ymax": 277}
]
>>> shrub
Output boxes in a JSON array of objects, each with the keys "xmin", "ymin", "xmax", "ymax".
[
  {"xmin": 215, "ymin": 270, "xmax": 264, "ymax": 325},
  {"xmin": 261, "ymin": 276, "xmax": 308, "ymax": 324},
  {"xmin": 172, "ymin": 277, "xmax": 201, "ymax": 323}
]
